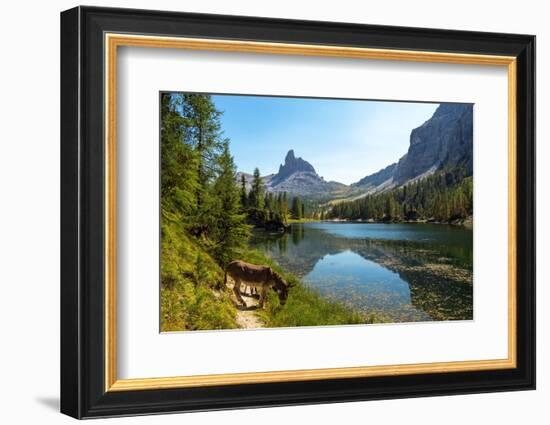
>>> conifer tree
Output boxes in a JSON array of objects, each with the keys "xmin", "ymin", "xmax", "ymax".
[
  {"xmin": 179, "ymin": 94, "xmax": 225, "ymax": 218},
  {"xmin": 160, "ymin": 93, "xmax": 199, "ymax": 224},
  {"xmin": 385, "ymin": 197, "xmax": 394, "ymax": 220},
  {"xmin": 210, "ymin": 142, "xmax": 250, "ymax": 267},
  {"xmin": 291, "ymin": 196, "xmax": 302, "ymax": 219},
  {"xmin": 249, "ymin": 167, "xmax": 264, "ymax": 209},
  {"xmin": 239, "ymin": 174, "xmax": 247, "ymax": 208}
]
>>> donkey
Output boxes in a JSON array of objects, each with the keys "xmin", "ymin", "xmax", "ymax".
[{"xmin": 224, "ymin": 260, "xmax": 291, "ymax": 309}]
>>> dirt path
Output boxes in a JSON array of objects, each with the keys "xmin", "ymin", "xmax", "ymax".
[
  {"xmin": 228, "ymin": 282, "xmax": 264, "ymax": 329},
  {"xmin": 235, "ymin": 304, "xmax": 264, "ymax": 329}
]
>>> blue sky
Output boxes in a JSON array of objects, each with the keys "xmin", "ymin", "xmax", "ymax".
[{"xmin": 212, "ymin": 94, "xmax": 439, "ymax": 185}]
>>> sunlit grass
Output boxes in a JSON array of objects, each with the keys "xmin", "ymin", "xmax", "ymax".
[
  {"xmin": 160, "ymin": 220, "xmax": 239, "ymax": 332},
  {"xmin": 161, "ymin": 218, "xmax": 379, "ymax": 331}
]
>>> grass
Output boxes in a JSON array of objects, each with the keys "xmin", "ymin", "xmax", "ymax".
[
  {"xmin": 160, "ymin": 219, "xmax": 239, "ymax": 332},
  {"xmin": 161, "ymin": 218, "xmax": 378, "ymax": 331}
]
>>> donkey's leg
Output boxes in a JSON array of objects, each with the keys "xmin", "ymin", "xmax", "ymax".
[
  {"xmin": 241, "ymin": 283, "xmax": 251, "ymax": 297},
  {"xmin": 258, "ymin": 287, "xmax": 268, "ymax": 309},
  {"xmin": 233, "ymin": 279, "xmax": 247, "ymax": 307},
  {"xmin": 248, "ymin": 286, "xmax": 258, "ymax": 299}
]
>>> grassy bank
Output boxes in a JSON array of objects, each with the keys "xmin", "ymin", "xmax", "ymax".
[
  {"xmin": 160, "ymin": 219, "xmax": 239, "ymax": 332},
  {"xmin": 161, "ymin": 218, "xmax": 377, "ymax": 331}
]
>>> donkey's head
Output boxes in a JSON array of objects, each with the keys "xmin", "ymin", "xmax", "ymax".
[{"xmin": 270, "ymin": 269, "xmax": 293, "ymax": 306}]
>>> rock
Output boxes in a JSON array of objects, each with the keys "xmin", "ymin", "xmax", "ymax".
[
  {"xmin": 353, "ymin": 104, "xmax": 473, "ymax": 192},
  {"xmin": 272, "ymin": 149, "xmax": 317, "ymax": 185},
  {"xmin": 245, "ymin": 208, "xmax": 289, "ymax": 231},
  {"xmin": 352, "ymin": 162, "xmax": 397, "ymax": 190},
  {"xmin": 395, "ymin": 104, "xmax": 473, "ymax": 184},
  {"xmin": 238, "ymin": 150, "xmax": 348, "ymax": 197}
]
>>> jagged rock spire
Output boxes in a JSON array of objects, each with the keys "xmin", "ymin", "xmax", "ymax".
[{"xmin": 275, "ymin": 150, "xmax": 316, "ymax": 184}]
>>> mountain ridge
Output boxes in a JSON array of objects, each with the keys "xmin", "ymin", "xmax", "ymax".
[
  {"xmin": 351, "ymin": 103, "xmax": 473, "ymax": 196},
  {"xmin": 237, "ymin": 103, "xmax": 473, "ymax": 201},
  {"xmin": 238, "ymin": 150, "xmax": 347, "ymax": 197}
]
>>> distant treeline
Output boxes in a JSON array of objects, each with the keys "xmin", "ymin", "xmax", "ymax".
[
  {"xmin": 327, "ymin": 169, "xmax": 473, "ymax": 223},
  {"xmin": 239, "ymin": 169, "xmax": 318, "ymax": 227}
]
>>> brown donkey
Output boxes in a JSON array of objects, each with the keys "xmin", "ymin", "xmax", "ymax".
[{"xmin": 224, "ymin": 260, "xmax": 291, "ymax": 308}]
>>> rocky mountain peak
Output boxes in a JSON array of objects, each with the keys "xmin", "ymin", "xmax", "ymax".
[
  {"xmin": 274, "ymin": 150, "xmax": 317, "ymax": 185},
  {"xmin": 285, "ymin": 149, "xmax": 296, "ymax": 162},
  {"xmin": 235, "ymin": 150, "xmax": 346, "ymax": 197}
]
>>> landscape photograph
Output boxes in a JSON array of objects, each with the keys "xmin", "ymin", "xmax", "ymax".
[{"xmin": 160, "ymin": 92, "xmax": 473, "ymax": 332}]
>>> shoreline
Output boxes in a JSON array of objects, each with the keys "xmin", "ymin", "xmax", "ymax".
[
  {"xmin": 253, "ymin": 216, "xmax": 473, "ymax": 231},
  {"xmin": 316, "ymin": 216, "xmax": 473, "ymax": 228}
]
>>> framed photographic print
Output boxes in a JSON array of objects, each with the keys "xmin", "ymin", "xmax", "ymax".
[{"xmin": 60, "ymin": 6, "xmax": 535, "ymax": 419}]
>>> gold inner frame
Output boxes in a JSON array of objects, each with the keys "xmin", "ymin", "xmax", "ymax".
[{"xmin": 104, "ymin": 33, "xmax": 517, "ymax": 392}]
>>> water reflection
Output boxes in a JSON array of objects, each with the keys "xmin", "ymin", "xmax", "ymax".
[
  {"xmin": 305, "ymin": 250, "xmax": 431, "ymax": 322},
  {"xmin": 249, "ymin": 222, "xmax": 473, "ymax": 323},
  {"xmin": 291, "ymin": 224, "xmax": 305, "ymax": 246}
]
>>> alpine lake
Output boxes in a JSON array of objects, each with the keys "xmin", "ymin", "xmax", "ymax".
[{"xmin": 249, "ymin": 222, "xmax": 473, "ymax": 323}]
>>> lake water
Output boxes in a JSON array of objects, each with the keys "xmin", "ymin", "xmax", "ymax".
[{"xmin": 249, "ymin": 222, "xmax": 473, "ymax": 323}]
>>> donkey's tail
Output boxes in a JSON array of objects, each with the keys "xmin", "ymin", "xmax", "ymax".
[{"xmin": 223, "ymin": 270, "xmax": 228, "ymax": 287}]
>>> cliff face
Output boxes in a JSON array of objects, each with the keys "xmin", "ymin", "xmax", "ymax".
[
  {"xmin": 394, "ymin": 104, "xmax": 473, "ymax": 184},
  {"xmin": 355, "ymin": 103, "xmax": 473, "ymax": 191}
]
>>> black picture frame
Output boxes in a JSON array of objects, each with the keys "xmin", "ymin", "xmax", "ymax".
[{"xmin": 61, "ymin": 5, "xmax": 535, "ymax": 419}]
